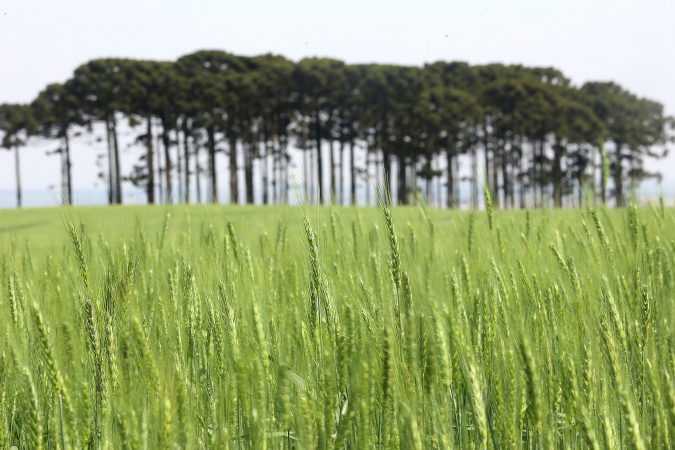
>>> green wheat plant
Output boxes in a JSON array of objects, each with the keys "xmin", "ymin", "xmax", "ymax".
[{"xmin": 0, "ymin": 202, "xmax": 673, "ymax": 448}]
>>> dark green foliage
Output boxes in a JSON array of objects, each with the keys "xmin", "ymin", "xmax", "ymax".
[{"xmin": 1, "ymin": 53, "xmax": 673, "ymax": 210}]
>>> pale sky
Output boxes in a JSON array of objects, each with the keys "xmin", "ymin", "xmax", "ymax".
[{"xmin": 1, "ymin": 0, "xmax": 674, "ymax": 206}]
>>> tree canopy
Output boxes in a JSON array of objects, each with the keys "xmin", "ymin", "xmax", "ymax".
[{"xmin": 2, "ymin": 51, "xmax": 672, "ymax": 208}]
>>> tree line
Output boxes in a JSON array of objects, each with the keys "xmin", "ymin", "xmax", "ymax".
[{"xmin": 1, "ymin": 50, "xmax": 673, "ymax": 209}]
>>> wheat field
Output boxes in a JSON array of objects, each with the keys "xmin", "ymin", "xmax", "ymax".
[{"xmin": 0, "ymin": 200, "xmax": 674, "ymax": 448}]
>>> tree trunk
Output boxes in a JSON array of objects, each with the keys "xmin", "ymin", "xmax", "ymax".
[
  {"xmin": 105, "ymin": 117, "xmax": 114, "ymax": 205},
  {"xmin": 59, "ymin": 141, "xmax": 66, "ymax": 204},
  {"xmin": 397, "ymin": 155, "xmax": 407, "ymax": 205},
  {"xmin": 195, "ymin": 145, "xmax": 202, "ymax": 204},
  {"xmin": 435, "ymin": 157, "xmax": 446, "ymax": 209},
  {"xmin": 425, "ymin": 160, "xmax": 432, "ymax": 205},
  {"xmin": 483, "ymin": 124, "xmax": 491, "ymax": 208},
  {"xmin": 157, "ymin": 134, "xmax": 164, "ymax": 204},
  {"xmin": 366, "ymin": 149, "xmax": 373, "ymax": 206},
  {"xmin": 112, "ymin": 114, "xmax": 122, "ymax": 204},
  {"xmin": 176, "ymin": 127, "xmax": 183, "ymax": 203},
  {"xmin": 350, "ymin": 139, "xmax": 356, "ymax": 206},
  {"xmin": 64, "ymin": 133, "xmax": 72, "ymax": 205},
  {"xmin": 310, "ymin": 144, "xmax": 317, "ymax": 204},
  {"xmin": 411, "ymin": 158, "xmax": 417, "ymax": 205},
  {"xmin": 272, "ymin": 139, "xmax": 279, "ymax": 205},
  {"xmin": 613, "ymin": 142, "xmax": 624, "ymax": 207},
  {"xmin": 492, "ymin": 140, "xmax": 500, "ymax": 210},
  {"xmin": 426, "ymin": 177, "xmax": 431, "ymax": 206},
  {"xmin": 591, "ymin": 145, "xmax": 598, "ymax": 206},
  {"xmin": 229, "ymin": 134, "xmax": 238, "ymax": 205},
  {"xmin": 162, "ymin": 120, "xmax": 172, "ymax": 204},
  {"xmin": 146, "ymin": 115, "xmax": 155, "ymax": 204},
  {"xmin": 518, "ymin": 145, "xmax": 531, "ymax": 209},
  {"xmin": 552, "ymin": 143, "xmax": 564, "ymax": 208},
  {"xmin": 183, "ymin": 123, "xmax": 190, "ymax": 204},
  {"xmin": 600, "ymin": 147, "xmax": 606, "ymax": 205},
  {"xmin": 339, "ymin": 138, "xmax": 346, "ymax": 206},
  {"xmin": 245, "ymin": 142, "xmax": 254, "ymax": 204},
  {"xmin": 301, "ymin": 119, "xmax": 309, "ymax": 202},
  {"xmin": 501, "ymin": 140, "xmax": 509, "ymax": 209},
  {"xmin": 329, "ymin": 134, "xmax": 336, "ymax": 204},
  {"xmin": 207, "ymin": 124, "xmax": 217, "ymax": 203},
  {"xmin": 14, "ymin": 145, "xmax": 21, "ymax": 208},
  {"xmin": 314, "ymin": 111, "xmax": 324, "ymax": 204},
  {"xmin": 453, "ymin": 155, "xmax": 460, "ymax": 208},
  {"xmin": 303, "ymin": 149, "xmax": 309, "ymax": 202},
  {"xmin": 280, "ymin": 136, "xmax": 288, "ymax": 204},
  {"xmin": 510, "ymin": 137, "xmax": 518, "ymax": 208},
  {"xmin": 262, "ymin": 143, "xmax": 268, "ymax": 205},
  {"xmin": 382, "ymin": 151, "xmax": 392, "ymax": 204},
  {"xmin": 471, "ymin": 144, "xmax": 478, "ymax": 207},
  {"xmin": 437, "ymin": 157, "xmax": 443, "ymax": 208},
  {"xmin": 446, "ymin": 148, "xmax": 454, "ymax": 208},
  {"xmin": 303, "ymin": 148, "xmax": 310, "ymax": 202},
  {"xmin": 267, "ymin": 139, "xmax": 275, "ymax": 204},
  {"xmin": 538, "ymin": 138, "xmax": 546, "ymax": 208},
  {"xmin": 271, "ymin": 142, "xmax": 277, "ymax": 205},
  {"xmin": 532, "ymin": 140, "xmax": 538, "ymax": 208}
]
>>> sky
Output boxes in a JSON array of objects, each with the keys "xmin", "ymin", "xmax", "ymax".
[{"xmin": 1, "ymin": 0, "xmax": 674, "ymax": 206}]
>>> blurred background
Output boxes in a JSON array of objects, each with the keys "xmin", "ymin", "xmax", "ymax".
[{"xmin": 1, "ymin": 0, "xmax": 673, "ymax": 209}]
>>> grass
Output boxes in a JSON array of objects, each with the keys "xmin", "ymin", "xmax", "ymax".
[{"xmin": 0, "ymin": 202, "xmax": 674, "ymax": 448}]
